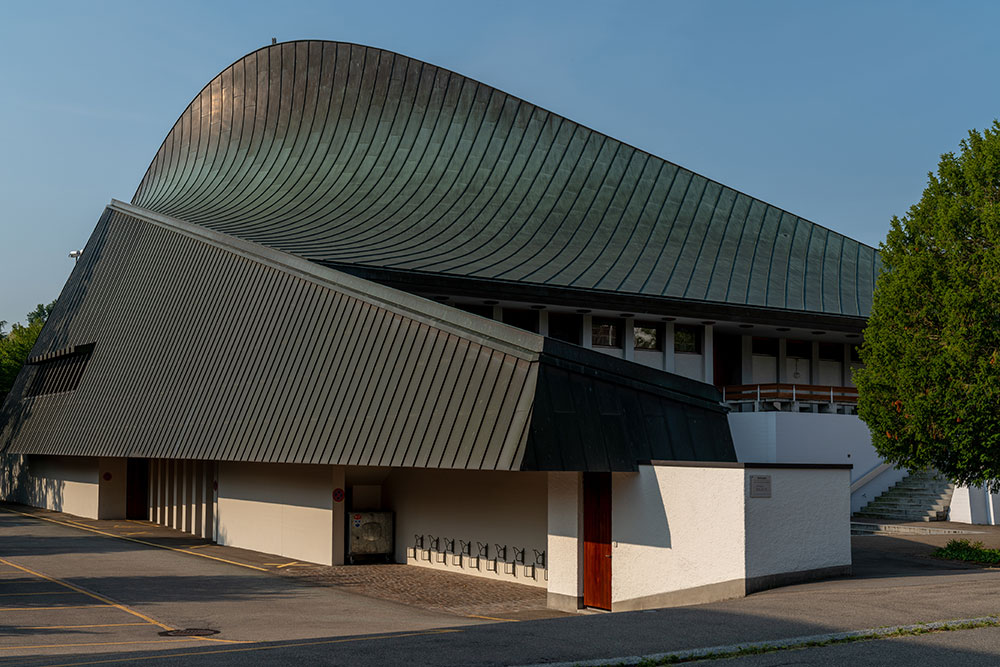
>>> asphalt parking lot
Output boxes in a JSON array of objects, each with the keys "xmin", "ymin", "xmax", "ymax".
[{"xmin": 6, "ymin": 504, "xmax": 1000, "ymax": 666}]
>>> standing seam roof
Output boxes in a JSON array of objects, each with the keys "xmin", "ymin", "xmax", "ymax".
[{"xmin": 132, "ymin": 41, "xmax": 880, "ymax": 319}]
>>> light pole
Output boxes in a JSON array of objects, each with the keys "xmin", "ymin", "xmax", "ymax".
[{"xmin": 69, "ymin": 250, "xmax": 83, "ymax": 263}]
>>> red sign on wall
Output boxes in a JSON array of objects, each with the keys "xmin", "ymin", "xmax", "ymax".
[{"xmin": 332, "ymin": 488, "xmax": 345, "ymax": 503}]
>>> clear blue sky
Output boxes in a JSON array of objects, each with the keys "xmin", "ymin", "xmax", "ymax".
[{"xmin": 2, "ymin": 0, "xmax": 998, "ymax": 328}]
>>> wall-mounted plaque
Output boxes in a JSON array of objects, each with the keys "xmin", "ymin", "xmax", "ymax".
[{"xmin": 749, "ymin": 474, "xmax": 772, "ymax": 498}]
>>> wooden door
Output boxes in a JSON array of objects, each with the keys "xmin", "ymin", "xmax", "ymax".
[
  {"xmin": 583, "ymin": 472, "xmax": 612, "ymax": 610},
  {"xmin": 126, "ymin": 458, "xmax": 149, "ymax": 520}
]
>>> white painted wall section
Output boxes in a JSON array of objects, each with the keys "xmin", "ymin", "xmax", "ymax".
[
  {"xmin": 744, "ymin": 467, "xmax": 851, "ymax": 580},
  {"xmin": 611, "ymin": 466, "xmax": 746, "ymax": 607},
  {"xmin": 950, "ymin": 486, "xmax": 1000, "ymax": 525},
  {"xmin": 0, "ymin": 454, "xmax": 100, "ymax": 519},
  {"xmin": 217, "ymin": 462, "xmax": 334, "ymax": 565},
  {"xmin": 547, "ymin": 472, "xmax": 583, "ymax": 606},
  {"xmin": 383, "ymin": 468, "xmax": 548, "ymax": 587}
]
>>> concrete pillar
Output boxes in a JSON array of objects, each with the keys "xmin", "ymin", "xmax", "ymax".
[
  {"xmin": 210, "ymin": 461, "xmax": 218, "ymax": 543},
  {"xmin": 741, "ymin": 335, "xmax": 753, "ymax": 383},
  {"xmin": 492, "ymin": 305, "xmax": 502, "ymax": 320},
  {"xmin": 547, "ymin": 472, "xmax": 583, "ymax": 611},
  {"xmin": 778, "ymin": 338, "xmax": 788, "ymax": 382},
  {"xmin": 167, "ymin": 460, "xmax": 177, "ymax": 529},
  {"xmin": 842, "ymin": 343, "xmax": 852, "ymax": 387},
  {"xmin": 538, "ymin": 311, "xmax": 549, "ymax": 336},
  {"xmin": 702, "ymin": 324, "xmax": 714, "ymax": 384},
  {"xmin": 664, "ymin": 323, "xmax": 675, "ymax": 373},
  {"xmin": 623, "ymin": 318, "xmax": 635, "ymax": 362},
  {"xmin": 332, "ymin": 465, "xmax": 346, "ymax": 565},
  {"xmin": 192, "ymin": 461, "xmax": 204, "ymax": 538},
  {"xmin": 811, "ymin": 341, "xmax": 821, "ymax": 385},
  {"xmin": 582, "ymin": 315, "xmax": 593, "ymax": 350}
]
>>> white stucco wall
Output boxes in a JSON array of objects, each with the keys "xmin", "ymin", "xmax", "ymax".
[
  {"xmin": 382, "ymin": 468, "xmax": 548, "ymax": 587},
  {"xmin": 950, "ymin": 486, "xmax": 1000, "ymax": 525},
  {"xmin": 743, "ymin": 467, "xmax": 851, "ymax": 579},
  {"xmin": 728, "ymin": 412, "xmax": 899, "ymax": 513},
  {"xmin": 97, "ymin": 457, "xmax": 127, "ymax": 520},
  {"xmin": 1, "ymin": 454, "xmax": 100, "ymax": 519},
  {"xmin": 611, "ymin": 466, "xmax": 746, "ymax": 606},
  {"xmin": 217, "ymin": 462, "xmax": 334, "ymax": 566},
  {"xmin": 547, "ymin": 472, "xmax": 583, "ymax": 602},
  {"xmin": 752, "ymin": 355, "xmax": 777, "ymax": 383}
]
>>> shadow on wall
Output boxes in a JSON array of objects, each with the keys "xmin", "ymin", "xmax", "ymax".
[
  {"xmin": 0, "ymin": 455, "xmax": 64, "ymax": 512},
  {"xmin": 612, "ymin": 470, "xmax": 671, "ymax": 549}
]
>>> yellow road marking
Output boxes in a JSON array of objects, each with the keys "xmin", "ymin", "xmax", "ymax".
[
  {"xmin": 183, "ymin": 544, "xmax": 211, "ymax": 549},
  {"xmin": 0, "ymin": 638, "xmax": 198, "ymax": 651},
  {"xmin": 36, "ymin": 629, "xmax": 462, "ymax": 667},
  {"xmin": 22, "ymin": 623, "xmax": 153, "ymax": 630},
  {"xmin": 1, "ymin": 604, "xmax": 112, "ymax": 611},
  {"xmin": 0, "ymin": 590, "xmax": 79, "ymax": 597},
  {"xmin": 0, "ymin": 557, "xmax": 171, "ymax": 630},
  {"xmin": 466, "ymin": 614, "xmax": 518, "ymax": 622},
  {"xmin": 126, "ymin": 519, "xmax": 151, "ymax": 526},
  {"xmin": 122, "ymin": 531, "xmax": 149, "ymax": 536},
  {"xmin": 0, "ymin": 507, "xmax": 267, "ymax": 572}
]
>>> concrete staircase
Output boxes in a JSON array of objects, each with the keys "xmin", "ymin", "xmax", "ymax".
[{"xmin": 853, "ymin": 469, "xmax": 956, "ymax": 522}]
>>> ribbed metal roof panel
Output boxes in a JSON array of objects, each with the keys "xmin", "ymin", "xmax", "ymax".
[
  {"xmin": 131, "ymin": 41, "xmax": 879, "ymax": 319},
  {"xmin": 0, "ymin": 203, "xmax": 735, "ymax": 470}
]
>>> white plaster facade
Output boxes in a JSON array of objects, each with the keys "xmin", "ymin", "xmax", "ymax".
[
  {"xmin": 950, "ymin": 486, "xmax": 1000, "ymax": 525},
  {"xmin": 728, "ymin": 412, "xmax": 906, "ymax": 514}
]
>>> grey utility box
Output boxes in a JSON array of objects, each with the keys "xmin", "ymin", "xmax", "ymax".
[{"xmin": 348, "ymin": 511, "xmax": 394, "ymax": 563}]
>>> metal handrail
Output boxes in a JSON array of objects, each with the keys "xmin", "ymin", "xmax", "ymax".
[{"xmin": 723, "ymin": 383, "xmax": 859, "ymax": 404}]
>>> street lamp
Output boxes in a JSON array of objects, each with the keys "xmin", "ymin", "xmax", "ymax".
[{"xmin": 69, "ymin": 250, "xmax": 83, "ymax": 262}]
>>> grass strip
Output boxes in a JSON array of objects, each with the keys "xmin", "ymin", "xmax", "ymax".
[{"xmin": 931, "ymin": 539, "xmax": 1000, "ymax": 565}]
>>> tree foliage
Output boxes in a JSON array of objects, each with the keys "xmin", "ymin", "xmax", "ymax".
[
  {"xmin": 0, "ymin": 301, "xmax": 56, "ymax": 400},
  {"xmin": 855, "ymin": 121, "xmax": 1000, "ymax": 489}
]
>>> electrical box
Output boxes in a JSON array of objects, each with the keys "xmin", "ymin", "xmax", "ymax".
[{"xmin": 348, "ymin": 511, "xmax": 394, "ymax": 562}]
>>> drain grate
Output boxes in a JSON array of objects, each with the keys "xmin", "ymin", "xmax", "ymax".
[{"xmin": 159, "ymin": 628, "xmax": 220, "ymax": 637}]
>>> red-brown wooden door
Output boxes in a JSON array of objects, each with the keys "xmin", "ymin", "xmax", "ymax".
[{"xmin": 583, "ymin": 472, "xmax": 612, "ymax": 610}]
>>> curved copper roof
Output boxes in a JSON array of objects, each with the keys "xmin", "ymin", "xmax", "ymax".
[{"xmin": 133, "ymin": 40, "xmax": 879, "ymax": 319}]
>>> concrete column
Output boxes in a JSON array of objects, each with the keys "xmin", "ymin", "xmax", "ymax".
[
  {"xmin": 582, "ymin": 315, "xmax": 593, "ymax": 350},
  {"xmin": 778, "ymin": 338, "xmax": 788, "ymax": 382},
  {"xmin": 546, "ymin": 472, "xmax": 583, "ymax": 611},
  {"xmin": 538, "ymin": 311, "xmax": 549, "ymax": 336},
  {"xmin": 168, "ymin": 460, "xmax": 177, "ymax": 529},
  {"xmin": 192, "ymin": 461, "xmax": 204, "ymax": 538},
  {"xmin": 210, "ymin": 461, "xmax": 218, "ymax": 543},
  {"xmin": 702, "ymin": 324, "xmax": 714, "ymax": 384},
  {"xmin": 148, "ymin": 460, "xmax": 156, "ymax": 522},
  {"xmin": 664, "ymin": 323, "xmax": 675, "ymax": 373},
  {"xmin": 623, "ymin": 317, "xmax": 635, "ymax": 362},
  {"xmin": 492, "ymin": 305, "xmax": 502, "ymax": 320},
  {"xmin": 842, "ymin": 343, "xmax": 852, "ymax": 387},
  {"xmin": 332, "ymin": 465, "xmax": 346, "ymax": 565},
  {"xmin": 810, "ymin": 341, "xmax": 821, "ymax": 385},
  {"xmin": 741, "ymin": 335, "xmax": 753, "ymax": 383}
]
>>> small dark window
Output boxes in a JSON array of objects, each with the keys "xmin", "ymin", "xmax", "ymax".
[
  {"xmin": 26, "ymin": 343, "xmax": 94, "ymax": 397},
  {"xmin": 634, "ymin": 321, "xmax": 663, "ymax": 351},
  {"xmin": 751, "ymin": 336, "xmax": 778, "ymax": 356},
  {"xmin": 675, "ymin": 325, "xmax": 702, "ymax": 354},
  {"xmin": 819, "ymin": 342, "xmax": 842, "ymax": 361},
  {"xmin": 455, "ymin": 303, "xmax": 494, "ymax": 319},
  {"xmin": 592, "ymin": 317, "xmax": 622, "ymax": 348},
  {"xmin": 786, "ymin": 339, "xmax": 811, "ymax": 359},
  {"xmin": 501, "ymin": 308, "xmax": 539, "ymax": 333},
  {"xmin": 548, "ymin": 312, "xmax": 582, "ymax": 345},
  {"xmin": 850, "ymin": 345, "xmax": 862, "ymax": 364}
]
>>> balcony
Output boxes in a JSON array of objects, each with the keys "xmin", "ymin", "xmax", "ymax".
[{"xmin": 722, "ymin": 383, "xmax": 858, "ymax": 414}]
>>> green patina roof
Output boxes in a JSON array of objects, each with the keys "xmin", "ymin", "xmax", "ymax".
[{"xmin": 132, "ymin": 40, "xmax": 879, "ymax": 319}]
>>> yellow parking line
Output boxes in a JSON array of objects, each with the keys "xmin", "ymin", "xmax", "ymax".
[
  {"xmin": 0, "ymin": 590, "xmax": 78, "ymax": 597},
  {"xmin": 182, "ymin": 544, "xmax": 211, "ymax": 549},
  {"xmin": 0, "ymin": 638, "xmax": 199, "ymax": 651},
  {"xmin": 0, "ymin": 558, "xmax": 171, "ymax": 630},
  {"xmin": 122, "ymin": 531, "xmax": 149, "ymax": 536},
  {"xmin": 466, "ymin": 614, "xmax": 518, "ymax": 622},
  {"xmin": 36, "ymin": 629, "xmax": 462, "ymax": 667},
  {"xmin": 1, "ymin": 604, "xmax": 112, "ymax": 611},
  {"xmin": 23, "ymin": 623, "xmax": 153, "ymax": 630},
  {"xmin": 0, "ymin": 507, "xmax": 267, "ymax": 572}
]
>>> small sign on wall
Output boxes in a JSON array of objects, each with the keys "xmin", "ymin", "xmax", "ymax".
[{"xmin": 749, "ymin": 475, "xmax": 772, "ymax": 498}]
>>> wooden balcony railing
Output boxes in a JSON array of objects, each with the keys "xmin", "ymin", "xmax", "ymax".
[{"xmin": 722, "ymin": 383, "xmax": 859, "ymax": 405}]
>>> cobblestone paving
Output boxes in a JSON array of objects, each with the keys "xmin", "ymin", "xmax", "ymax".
[{"xmin": 279, "ymin": 563, "xmax": 554, "ymax": 619}]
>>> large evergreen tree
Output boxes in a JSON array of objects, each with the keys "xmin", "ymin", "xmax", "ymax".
[{"xmin": 856, "ymin": 121, "xmax": 1000, "ymax": 489}]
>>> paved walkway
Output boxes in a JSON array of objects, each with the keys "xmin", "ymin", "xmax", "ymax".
[{"xmin": 5, "ymin": 503, "xmax": 1000, "ymax": 665}]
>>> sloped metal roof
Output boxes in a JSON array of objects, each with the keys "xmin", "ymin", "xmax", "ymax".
[
  {"xmin": 131, "ymin": 41, "xmax": 879, "ymax": 321},
  {"xmin": 0, "ymin": 202, "xmax": 734, "ymax": 470}
]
